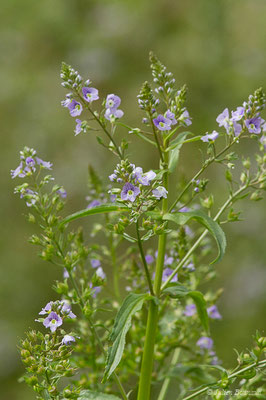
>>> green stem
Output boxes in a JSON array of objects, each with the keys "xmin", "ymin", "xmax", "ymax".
[
  {"xmin": 149, "ymin": 113, "xmax": 164, "ymax": 163},
  {"xmin": 161, "ymin": 184, "xmax": 247, "ymax": 290},
  {"xmin": 181, "ymin": 359, "xmax": 266, "ymax": 400},
  {"xmin": 136, "ymin": 219, "xmax": 154, "ymax": 295},
  {"xmin": 109, "ymin": 231, "xmax": 121, "ymax": 300},
  {"xmin": 157, "ymin": 348, "xmax": 181, "ymax": 400},
  {"xmin": 137, "ymin": 147, "xmax": 169, "ymax": 400}
]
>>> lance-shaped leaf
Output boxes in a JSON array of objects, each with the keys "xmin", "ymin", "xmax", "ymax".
[
  {"xmin": 78, "ymin": 390, "xmax": 121, "ymax": 400},
  {"xmin": 104, "ymin": 293, "xmax": 150, "ymax": 380},
  {"xmin": 60, "ymin": 204, "xmax": 128, "ymax": 226},
  {"xmin": 168, "ymin": 132, "xmax": 191, "ymax": 173},
  {"xmin": 163, "ymin": 283, "xmax": 209, "ymax": 333},
  {"xmin": 163, "ymin": 210, "xmax": 226, "ymax": 264}
]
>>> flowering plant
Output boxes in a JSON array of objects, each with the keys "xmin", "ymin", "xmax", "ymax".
[{"xmin": 12, "ymin": 54, "xmax": 266, "ymax": 400}]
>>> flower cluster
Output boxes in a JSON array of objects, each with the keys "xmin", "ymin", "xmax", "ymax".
[
  {"xmin": 11, "ymin": 147, "xmax": 52, "ymax": 179},
  {"xmin": 104, "ymin": 94, "xmax": 124, "ymax": 121}
]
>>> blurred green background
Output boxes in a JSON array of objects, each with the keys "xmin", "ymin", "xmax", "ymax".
[{"xmin": 1, "ymin": 0, "xmax": 265, "ymax": 398}]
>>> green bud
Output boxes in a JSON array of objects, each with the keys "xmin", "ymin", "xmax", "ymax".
[
  {"xmin": 55, "ymin": 281, "xmax": 69, "ymax": 295},
  {"xmin": 27, "ymin": 214, "xmax": 36, "ymax": 223},
  {"xmin": 225, "ymin": 169, "xmax": 232, "ymax": 182},
  {"xmin": 29, "ymin": 235, "xmax": 41, "ymax": 245},
  {"xmin": 25, "ymin": 375, "xmax": 38, "ymax": 386},
  {"xmin": 258, "ymin": 337, "xmax": 266, "ymax": 348},
  {"xmin": 21, "ymin": 349, "xmax": 30, "ymax": 358},
  {"xmin": 240, "ymin": 172, "xmax": 247, "ymax": 184},
  {"xmin": 142, "ymin": 219, "xmax": 153, "ymax": 229},
  {"xmin": 200, "ymin": 195, "xmax": 214, "ymax": 209},
  {"xmin": 243, "ymin": 158, "xmax": 251, "ymax": 169},
  {"xmin": 250, "ymin": 191, "xmax": 263, "ymax": 201}
]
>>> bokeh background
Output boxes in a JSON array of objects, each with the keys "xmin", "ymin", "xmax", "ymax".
[{"xmin": 1, "ymin": 0, "xmax": 265, "ymax": 398}]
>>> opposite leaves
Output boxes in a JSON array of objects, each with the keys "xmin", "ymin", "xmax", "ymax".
[{"xmin": 103, "ymin": 293, "xmax": 150, "ymax": 381}]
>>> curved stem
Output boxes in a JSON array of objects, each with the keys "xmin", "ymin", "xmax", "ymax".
[
  {"xmin": 181, "ymin": 359, "xmax": 266, "ymax": 400},
  {"xmin": 136, "ymin": 219, "xmax": 154, "ymax": 295}
]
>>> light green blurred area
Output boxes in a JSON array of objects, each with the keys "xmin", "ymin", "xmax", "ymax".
[{"xmin": 1, "ymin": 0, "xmax": 265, "ymax": 398}]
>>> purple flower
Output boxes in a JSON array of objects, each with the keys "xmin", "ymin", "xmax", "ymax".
[
  {"xmin": 110, "ymin": 194, "xmax": 117, "ymax": 202},
  {"xmin": 133, "ymin": 167, "xmax": 156, "ymax": 186},
  {"xmin": 121, "ymin": 183, "xmax": 140, "ymax": 202},
  {"xmin": 82, "ymin": 87, "xmax": 99, "ymax": 103},
  {"xmin": 207, "ymin": 305, "xmax": 222, "ymax": 320},
  {"xmin": 231, "ymin": 107, "xmax": 245, "ymax": 121},
  {"xmin": 260, "ymin": 134, "xmax": 266, "ymax": 150},
  {"xmin": 104, "ymin": 108, "xmax": 124, "ymax": 121},
  {"xmin": 91, "ymin": 259, "xmax": 101, "ymax": 268},
  {"xmin": 201, "ymin": 131, "xmax": 219, "ymax": 143},
  {"xmin": 184, "ymin": 304, "xmax": 196, "ymax": 316},
  {"xmin": 232, "ymin": 120, "xmax": 242, "ymax": 137},
  {"xmin": 152, "ymin": 186, "xmax": 168, "ymax": 199},
  {"xmin": 62, "ymin": 335, "xmax": 76, "ymax": 345},
  {"xmin": 162, "ymin": 267, "xmax": 178, "ymax": 282},
  {"xmin": 196, "ymin": 336, "xmax": 213, "ymax": 350},
  {"xmin": 165, "ymin": 110, "xmax": 177, "ymax": 125},
  {"xmin": 11, "ymin": 162, "xmax": 26, "ymax": 179},
  {"xmin": 75, "ymin": 119, "xmax": 82, "ymax": 136},
  {"xmin": 21, "ymin": 189, "xmax": 38, "ymax": 207},
  {"xmin": 36, "ymin": 157, "xmax": 53, "ymax": 170},
  {"xmin": 57, "ymin": 188, "xmax": 67, "ymax": 199},
  {"xmin": 245, "ymin": 116, "xmax": 262, "ymax": 134},
  {"xmin": 180, "ymin": 110, "xmax": 192, "ymax": 126},
  {"xmin": 183, "ymin": 262, "xmax": 195, "ymax": 272},
  {"xmin": 43, "ymin": 312, "xmax": 62, "ymax": 333},
  {"xmin": 87, "ymin": 200, "xmax": 101, "ymax": 209},
  {"xmin": 145, "ymin": 255, "xmax": 154, "ymax": 264},
  {"xmin": 216, "ymin": 108, "xmax": 230, "ymax": 128},
  {"xmin": 106, "ymin": 94, "xmax": 121, "ymax": 112},
  {"xmin": 67, "ymin": 100, "xmax": 83, "ymax": 117},
  {"xmin": 25, "ymin": 157, "xmax": 36, "ymax": 170},
  {"xmin": 96, "ymin": 267, "xmax": 106, "ymax": 279},
  {"xmin": 165, "ymin": 256, "xmax": 174, "ymax": 266},
  {"xmin": 179, "ymin": 206, "xmax": 190, "ymax": 212},
  {"xmin": 61, "ymin": 301, "xmax": 76, "ymax": 319},
  {"xmin": 39, "ymin": 301, "xmax": 53, "ymax": 315},
  {"xmin": 109, "ymin": 173, "xmax": 117, "ymax": 182},
  {"xmin": 153, "ymin": 115, "xmax": 172, "ymax": 131}
]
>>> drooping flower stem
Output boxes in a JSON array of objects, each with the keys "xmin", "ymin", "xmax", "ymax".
[{"xmin": 137, "ymin": 145, "xmax": 169, "ymax": 400}]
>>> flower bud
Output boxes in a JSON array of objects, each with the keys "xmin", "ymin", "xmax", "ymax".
[{"xmin": 258, "ymin": 336, "xmax": 266, "ymax": 348}]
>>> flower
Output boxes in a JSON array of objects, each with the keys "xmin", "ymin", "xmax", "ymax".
[
  {"xmin": 75, "ymin": 119, "xmax": 82, "ymax": 136},
  {"xmin": 87, "ymin": 200, "xmax": 101, "ymax": 209},
  {"xmin": 11, "ymin": 162, "xmax": 26, "ymax": 179},
  {"xmin": 232, "ymin": 120, "xmax": 242, "ymax": 136},
  {"xmin": 153, "ymin": 114, "xmax": 172, "ymax": 131},
  {"xmin": 162, "ymin": 267, "xmax": 178, "ymax": 282},
  {"xmin": 121, "ymin": 183, "xmax": 140, "ymax": 202},
  {"xmin": 207, "ymin": 305, "xmax": 222, "ymax": 320},
  {"xmin": 36, "ymin": 157, "xmax": 53, "ymax": 170},
  {"xmin": 61, "ymin": 301, "xmax": 76, "ymax": 319},
  {"xmin": 201, "ymin": 131, "xmax": 219, "ymax": 143},
  {"xmin": 21, "ymin": 189, "xmax": 38, "ymax": 207},
  {"xmin": 179, "ymin": 110, "xmax": 192, "ymax": 126},
  {"xmin": 196, "ymin": 336, "xmax": 213, "ymax": 350},
  {"xmin": 39, "ymin": 301, "xmax": 53, "ymax": 315},
  {"xmin": 91, "ymin": 259, "xmax": 101, "ymax": 268},
  {"xmin": 57, "ymin": 188, "xmax": 67, "ymax": 199},
  {"xmin": 96, "ymin": 267, "xmax": 106, "ymax": 279},
  {"xmin": 245, "ymin": 116, "xmax": 262, "ymax": 134},
  {"xmin": 184, "ymin": 304, "xmax": 196, "ymax": 316},
  {"xmin": 152, "ymin": 186, "xmax": 168, "ymax": 199},
  {"xmin": 216, "ymin": 108, "xmax": 230, "ymax": 128},
  {"xmin": 183, "ymin": 262, "xmax": 195, "ymax": 271},
  {"xmin": 106, "ymin": 94, "xmax": 121, "ymax": 112},
  {"xmin": 109, "ymin": 173, "xmax": 117, "ymax": 182},
  {"xmin": 231, "ymin": 106, "xmax": 245, "ymax": 121},
  {"xmin": 67, "ymin": 100, "xmax": 83, "ymax": 117},
  {"xmin": 260, "ymin": 134, "xmax": 266, "ymax": 150},
  {"xmin": 145, "ymin": 255, "xmax": 154, "ymax": 264},
  {"xmin": 104, "ymin": 108, "xmax": 124, "ymax": 121},
  {"xmin": 82, "ymin": 87, "xmax": 99, "ymax": 103},
  {"xmin": 43, "ymin": 312, "xmax": 63, "ymax": 332},
  {"xmin": 62, "ymin": 335, "xmax": 76, "ymax": 345},
  {"xmin": 133, "ymin": 167, "xmax": 156, "ymax": 186},
  {"xmin": 165, "ymin": 110, "xmax": 177, "ymax": 125}
]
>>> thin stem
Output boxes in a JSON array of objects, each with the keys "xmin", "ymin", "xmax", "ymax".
[
  {"xmin": 149, "ymin": 113, "xmax": 164, "ymax": 163},
  {"xmin": 157, "ymin": 348, "xmax": 181, "ymax": 400},
  {"xmin": 181, "ymin": 359, "xmax": 266, "ymax": 400},
  {"xmin": 161, "ymin": 184, "xmax": 247, "ymax": 290},
  {"xmin": 109, "ymin": 231, "xmax": 121, "ymax": 300},
  {"xmin": 136, "ymin": 219, "xmax": 154, "ymax": 295}
]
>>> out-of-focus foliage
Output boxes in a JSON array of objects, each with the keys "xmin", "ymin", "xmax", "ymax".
[{"xmin": 1, "ymin": 1, "xmax": 265, "ymax": 399}]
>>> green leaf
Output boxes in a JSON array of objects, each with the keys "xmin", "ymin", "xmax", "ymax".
[
  {"xmin": 104, "ymin": 293, "xmax": 150, "ymax": 380},
  {"xmin": 168, "ymin": 132, "xmax": 190, "ymax": 173},
  {"xmin": 78, "ymin": 390, "xmax": 121, "ymax": 400},
  {"xmin": 163, "ymin": 283, "xmax": 209, "ymax": 333},
  {"xmin": 60, "ymin": 204, "xmax": 128, "ymax": 226},
  {"xmin": 163, "ymin": 210, "xmax": 226, "ymax": 264}
]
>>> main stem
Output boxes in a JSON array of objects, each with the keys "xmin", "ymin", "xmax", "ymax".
[{"xmin": 137, "ymin": 148, "xmax": 169, "ymax": 400}]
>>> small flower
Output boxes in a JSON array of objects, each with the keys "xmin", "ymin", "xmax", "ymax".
[
  {"xmin": 67, "ymin": 100, "xmax": 83, "ymax": 117},
  {"xmin": 231, "ymin": 106, "xmax": 245, "ymax": 121},
  {"xmin": 21, "ymin": 189, "xmax": 38, "ymax": 207},
  {"xmin": 153, "ymin": 115, "xmax": 172, "ymax": 131},
  {"xmin": 152, "ymin": 186, "xmax": 168, "ymax": 199},
  {"xmin": 184, "ymin": 304, "xmax": 196, "ymax": 316},
  {"xmin": 39, "ymin": 301, "xmax": 53, "ymax": 315},
  {"xmin": 207, "ymin": 305, "xmax": 222, "ymax": 320},
  {"xmin": 245, "ymin": 116, "xmax": 262, "ymax": 134},
  {"xmin": 11, "ymin": 162, "xmax": 26, "ymax": 179},
  {"xmin": 121, "ymin": 183, "xmax": 140, "ymax": 202},
  {"xmin": 145, "ymin": 255, "xmax": 154, "ymax": 264},
  {"xmin": 105, "ymin": 94, "xmax": 121, "ymax": 112},
  {"xmin": 109, "ymin": 173, "xmax": 117, "ymax": 182},
  {"xmin": 82, "ymin": 87, "xmax": 99, "ymax": 103},
  {"xmin": 162, "ymin": 267, "xmax": 178, "ymax": 282},
  {"xmin": 179, "ymin": 110, "xmax": 192, "ymax": 126},
  {"xmin": 91, "ymin": 259, "xmax": 101, "ymax": 268},
  {"xmin": 133, "ymin": 167, "xmax": 156, "ymax": 186},
  {"xmin": 183, "ymin": 262, "xmax": 195, "ymax": 271},
  {"xmin": 104, "ymin": 108, "xmax": 124, "ymax": 121},
  {"xmin": 96, "ymin": 267, "xmax": 106, "ymax": 279},
  {"xmin": 232, "ymin": 120, "xmax": 242, "ymax": 137},
  {"xmin": 87, "ymin": 200, "xmax": 101, "ymax": 209},
  {"xmin": 216, "ymin": 108, "xmax": 230, "ymax": 128},
  {"xmin": 75, "ymin": 119, "xmax": 82, "ymax": 136},
  {"xmin": 201, "ymin": 131, "xmax": 219, "ymax": 143},
  {"xmin": 43, "ymin": 312, "xmax": 63, "ymax": 333},
  {"xmin": 36, "ymin": 157, "xmax": 53, "ymax": 170},
  {"xmin": 61, "ymin": 301, "xmax": 76, "ymax": 319},
  {"xmin": 25, "ymin": 157, "xmax": 36, "ymax": 170},
  {"xmin": 62, "ymin": 335, "xmax": 76, "ymax": 345},
  {"xmin": 260, "ymin": 134, "xmax": 266, "ymax": 150},
  {"xmin": 196, "ymin": 336, "xmax": 213, "ymax": 350},
  {"xmin": 165, "ymin": 110, "xmax": 177, "ymax": 125},
  {"xmin": 164, "ymin": 256, "xmax": 174, "ymax": 266},
  {"xmin": 57, "ymin": 188, "xmax": 67, "ymax": 199}
]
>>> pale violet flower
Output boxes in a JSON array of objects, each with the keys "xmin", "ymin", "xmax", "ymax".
[
  {"xmin": 82, "ymin": 87, "xmax": 99, "ymax": 103},
  {"xmin": 106, "ymin": 94, "xmax": 121, "ymax": 112},
  {"xmin": 67, "ymin": 100, "xmax": 83, "ymax": 117},
  {"xmin": 184, "ymin": 304, "xmax": 196, "ymax": 316},
  {"xmin": 96, "ymin": 267, "xmax": 106, "ymax": 280},
  {"xmin": 152, "ymin": 186, "xmax": 168, "ymax": 199},
  {"xmin": 62, "ymin": 335, "xmax": 76, "ymax": 345},
  {"xmin": 201, "ymin": 131, "xmax": 219, "ymax": 143},
  {"xmin": 91, "ymin": 259, "xmax": 101, "ymax": 268},
  {"xmin": 43, "ymin": 312, "xmax": 62, "ymax": 333},
  {"xmin": 196, "ymin": 336, "xmax": 213, "ymax": 350},
  {"xmin": 179, "ymin": 110, "xmax": 192, "ymax": 126},
  {"xmin": 153, "ymin": 115, "xmax": 172, "ymax": 131},
  {"xmin": 104, "ymin": 108, "xmax": 124, "ymax": 121},
  {"xmin": 165, "ymin": 110, "xmax": 177, "ymax": 125},
  {"xmin": 245, "ymin": 116, "xmax": 262, "ymax": 134},
  {"xmin": 231, "ymin": 107, "xmax": 245, "ymax": 121},
  {"xmin": 207, "ymin": 305, "xmax": 222, "ymax": 320},
  {"xmin": 121, "ymin": 183, "xmax": 140, "ymax": 202}
]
